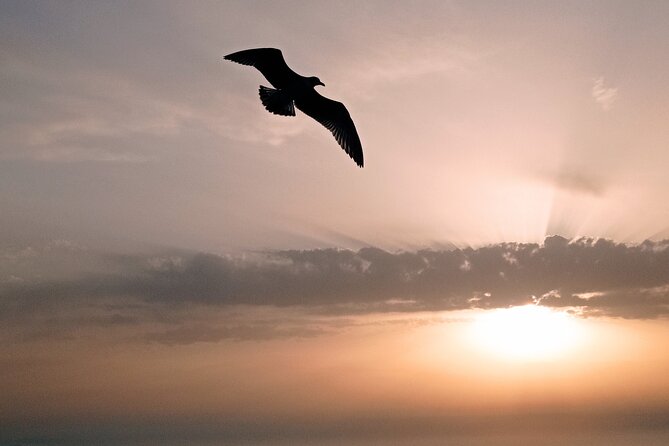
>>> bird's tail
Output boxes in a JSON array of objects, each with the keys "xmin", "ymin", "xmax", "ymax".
[{"xmin": 258, "ymin": 86, "xmax": 295, "ymax": 116}]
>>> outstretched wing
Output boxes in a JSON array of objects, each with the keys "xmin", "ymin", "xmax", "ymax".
[
  {"xmin": 295, "ymin": 91, "xmax": 364, "ymax": 167},
  {"xmin": 224, "ymin": 48, "xmax": 297, "ymax": 88}
]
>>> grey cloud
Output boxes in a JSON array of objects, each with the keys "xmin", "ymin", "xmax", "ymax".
[
  {"xmin": 537, "ymin": 285, "xmax": 669, "ymax": 319},
  {"xmin": 2, "ymin": 237, "xmax": 669, "ymax": 320}
]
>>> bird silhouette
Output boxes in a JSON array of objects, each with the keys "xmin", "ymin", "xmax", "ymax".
[{"xmin": 224, "ymin": 48, "xmax": 364, "ymax": 167}]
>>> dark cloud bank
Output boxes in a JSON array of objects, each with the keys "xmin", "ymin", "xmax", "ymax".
[{"xmin": 3, "ymin": 236, "xmax": 669, "ymax": 321}]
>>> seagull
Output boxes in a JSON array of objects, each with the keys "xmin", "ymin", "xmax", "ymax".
[{"xmin": 224, "ymin": 48, "xmax": 364, "ymax": 167}]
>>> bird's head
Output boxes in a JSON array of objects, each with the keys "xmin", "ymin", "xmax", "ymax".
[{"xmin": 309, "ymin": 76, "xmax": 325, "ymax": 87}]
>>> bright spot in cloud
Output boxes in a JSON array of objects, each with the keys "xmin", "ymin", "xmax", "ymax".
[{"xmin": 469, "ymin": 305, "xmax": 583, "ymax": 361}]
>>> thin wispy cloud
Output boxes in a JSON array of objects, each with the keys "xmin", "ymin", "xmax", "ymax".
[
  {"xmin": 592, "ymin": 77, "xmax": 618, "ymax": 111},
  {"xmin": 544, "ymin": 169, "xmax": 606, "ymax": 196}
]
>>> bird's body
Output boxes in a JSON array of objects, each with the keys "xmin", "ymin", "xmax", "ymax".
[{"xmin": 224, "ymin": 48, "xmax": 364, "ymax": 167}]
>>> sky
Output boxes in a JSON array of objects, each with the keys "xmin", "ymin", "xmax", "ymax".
[{"xmin": 2, "ymin": 1, "xmax": 669, "ymax": 445}]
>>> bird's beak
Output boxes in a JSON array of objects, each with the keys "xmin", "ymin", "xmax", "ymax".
[{"xmin": 319, "ymin": 81, "xmax": 325, "ymax": 87}]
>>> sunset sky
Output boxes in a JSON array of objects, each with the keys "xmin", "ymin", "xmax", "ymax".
[{"xmin": 2, "ymin": 1, "xmax": 669, "ymax": 445}]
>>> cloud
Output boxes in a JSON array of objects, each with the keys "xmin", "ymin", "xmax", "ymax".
[
  {"xmin": 592, "ymin": 77, "xmax": 618, "ymax": 111},
  {"xmin": 0, "ymin": 2, "xmax": 294, "ymax": 163},
  {"xmin": 536, "ymin": 284, "xmax": 669, "ymax": 319},
  {"xmin": 548, "ymin": 169, "xmax": 605, "ymax": 196},
  {"xmin": 2, "ymin": 237, "xmax": 669, "ymax": 326},
  {"xmin": 144, "ymin": 322, "xmax": 327, "ymax": 345}
]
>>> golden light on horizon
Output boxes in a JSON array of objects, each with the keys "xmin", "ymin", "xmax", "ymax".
[{"xmin": 469, "ymin": 305, "xmax": 584, "ymax": 362}]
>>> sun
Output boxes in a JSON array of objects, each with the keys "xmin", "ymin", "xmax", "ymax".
[{"xmin": 469, "ymin": 305, "xmax": 583, "ymax": 361}]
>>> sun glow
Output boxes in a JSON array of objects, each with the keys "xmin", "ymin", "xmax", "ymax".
[{"xmin": 470, "ymin": 305, "xmax": 583, "ymax": 361}]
